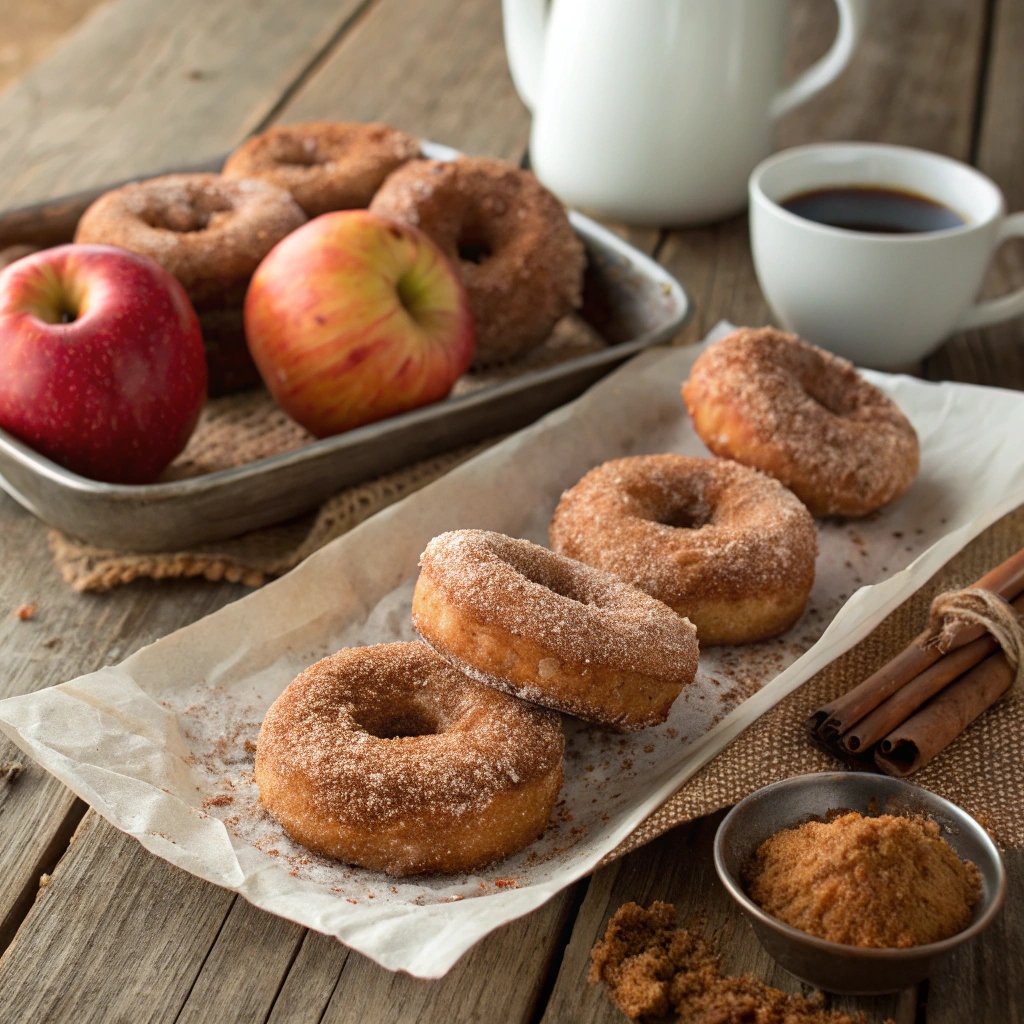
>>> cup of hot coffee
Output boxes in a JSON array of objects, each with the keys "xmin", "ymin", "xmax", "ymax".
[{"xmin": 749, "ymin": 143, "xmax": 1024, "ymax": 367}]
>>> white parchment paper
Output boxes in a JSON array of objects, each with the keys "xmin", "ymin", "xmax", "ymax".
[{"xmin": 3, "ymin": 323, "xmax": 1024, "ymax": 978}]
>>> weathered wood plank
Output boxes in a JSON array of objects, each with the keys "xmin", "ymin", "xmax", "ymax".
[
  {"xmin": 0, "ymin": 0, "xmax": 370, "ymax": 208},
  {"xmin": 925, "ymin": 848, "xmax": 1024, "ymax": 1022},
  {"xmin": 924, "ymin": 0, "xmax": 1024, "ymax": 391},
  {"xmin": 276, "ymin": 0, "xmax": 529, "ymax": 163},
  {"xmin": 540, "ymin": 814, "xmax": 913, "ymax": 1024},
  {"xmin": 0, "ymin": 811, "xmax": 237, "ymax": 1024},
  {"xmin": 265, "ymin": 931, "xmax": 351, "ymax": 1024},
  {"xmin": 314, "ymin": 888, "xmax": 578, "ymax": 1024}
]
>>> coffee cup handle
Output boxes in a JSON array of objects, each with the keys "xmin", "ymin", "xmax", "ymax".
[
  {"xmin": 771, "ymin": 0, "xmax": 869, "ymax": 121},
  {"xmin": 954, "ymin": 213, "xmax": 1024, "ymax": 331}
]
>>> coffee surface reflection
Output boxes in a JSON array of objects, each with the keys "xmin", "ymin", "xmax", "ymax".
[{"xmin": 781, "ymin": 185, "xmax": 965, "ymax": 234}]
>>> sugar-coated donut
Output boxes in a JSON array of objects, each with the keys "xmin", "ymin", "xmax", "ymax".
[
  {"xmin": 255, "ymin": 641, "xmax": 563, "ymax": 876},
  {"xmin": 370, "ymin": 157, "xmax": 585, "ymax": 367},
  {"xmin": 682, "ymin": 327, "xmax": 920, "ymax": 517},
  {"xmin": 549, "ymin": 455, "xmax": 817, "ymax": 646},
  {"xmin": 75, "ymin": 173, "xmax": 306, "ymax": 308},
  {"xmin": 223, "ymin": 121, "xmax": 420, "ymax": 217},
  {"xmin": 412, "ymin": 530, "xmax": 699, "ymax": 731}
]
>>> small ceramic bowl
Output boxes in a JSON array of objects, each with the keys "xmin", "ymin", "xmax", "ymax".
[{"xmin": 713, "ymin": 772, "xmax": 1006, "ymax": 994}]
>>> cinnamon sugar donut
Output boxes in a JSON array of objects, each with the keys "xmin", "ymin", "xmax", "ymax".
[
  {"xmin": 682, "ymin": 328, "xmax": 920, "ymax": 517},
  {"xmin": 549, "ymin": 455, "xmax": 817, "ymax": 646},
  {"xmin": 255, "ymin": 641, "xmax": 563, "ymax": 876},
  {"xmin": 370, "ymin": 157, "xmax": 585, "ymax": 367},
  {"xmin": 223, "ymin": 121, "xmax": 420, "ymax": 217},
  {"xmin": 412, "ymin": 530, "xmax": 699, "ymax": 731},
  {"xmin": 75, "ymin": 173, "xmax": 306, "ymax": 308}
]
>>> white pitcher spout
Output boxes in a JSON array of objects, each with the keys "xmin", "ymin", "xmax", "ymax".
[{"xmin": 501, "ymin": 0, "xmax": 548, "ymax": 113}]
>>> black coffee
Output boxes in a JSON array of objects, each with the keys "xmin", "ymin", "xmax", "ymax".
[{"xmin": 781, "ymin": 185, "xmax": 965, "ymax": 234}]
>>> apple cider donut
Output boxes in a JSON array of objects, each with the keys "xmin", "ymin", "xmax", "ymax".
[
  {"xmin": 255, "ymin": 641, "xmax": 563, "ymax": 876},
  {"xmin": 370, "ymin": 157, "xmax": 585, "ymax": 367},
  {"xmin": 75, "ymin": 173, "xmax": 306, "ymax": 308},
  {"xmin": 549, "ymin": 455, "xmax": 817, "ymax": 646},
  {"xmin": 223, "ymin": 121, "xmax": 421, "ymax": 217},
  {"xmin": 412, "ymin": 530, "xmax": 699, "ymax": 731},
  {"xmin": 682, "ymin": 327, "xmax": 920, "ymax": 517}
]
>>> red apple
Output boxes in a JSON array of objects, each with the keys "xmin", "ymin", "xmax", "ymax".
[
  {"xmin": 244, "ymin": 210, "xmax": 474, "ymax": 437},
  {"xmin": 0, "ymin": 244, "xmax": 207, "ymax": 484}
]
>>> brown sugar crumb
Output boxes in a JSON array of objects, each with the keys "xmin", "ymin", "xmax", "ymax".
[
  {"xmin": 201, "ymin": 793, "xmax": 234, "ymax": 808},
  {"xmin": 243, "ymin": 738, "xmax": 257, "ymax": 754},
  {"xmin": 590, "ymin": 901, "xmax": 871, "ymax": 1023},
  {"xmin": 744, "ymin": 812, "xmax": 983, "ymax": 948},
  {"xmin": 14, "ymin": 602, "xmax": 37, "ymax": 621}
]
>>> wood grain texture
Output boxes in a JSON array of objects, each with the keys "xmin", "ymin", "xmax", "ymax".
[
  {"xmin": 540, "ymin": 814, "xmax": 914, "ymax": 1024},
  {"xmin": 0, "ymin": 811, "xmax": 237, "ymax": 1024},
  {"xmin": 924, "ymin": 0, "xmax": 1024, "ymax": 390},
  {"xmin": 925, "ymin": 848, "xmax": 1024, "ymax": 1022},
  {"xmin": 276, "ymin": 0, "xmax": 529, "ymax": 162},
  {"xmin": 0, "ymin": 0, "xmax": 369, "ymax": 207}
]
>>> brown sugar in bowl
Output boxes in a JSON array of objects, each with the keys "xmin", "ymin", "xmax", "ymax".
[{"xmin": 713, "ymin": 772, "xmax": 1005, "ymax": 994}]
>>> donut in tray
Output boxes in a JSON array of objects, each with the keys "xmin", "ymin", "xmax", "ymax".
[
  {"xmin": 222, "ymin": 121, "xmax": 421, "ymax": 217},
  {"xmin": 681, "ymin": 327, "xmax": 920, "ymax": 517},
  {"xmin": 412, "ymin": 530, "xmax": 699, "ymax": 731},
  {"xmin": 549, "ymin": 455, "xmax": 817, "ymax": 646},
  {"xmin": 255, "ymin": 641, "xmax": 563, "ymax": 876},
  {"xmin": 75, "ymin": 173, "xmax": 306, "ymax": 394},
  {"xmin": 370, "ymin": 157, "xmax": 586, "ymax": 367}
]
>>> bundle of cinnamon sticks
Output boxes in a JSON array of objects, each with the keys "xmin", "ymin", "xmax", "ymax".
[{"xmin": 808, "ymin": 546, "xmax": 1024, "ymax": 776}]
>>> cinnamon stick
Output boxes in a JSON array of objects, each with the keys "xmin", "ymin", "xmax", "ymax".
[
  {"xmin": 808, "ymin": 544, "xmax": 1024, "ymax": 742},
  {"xmin": 874, "ymin": 648, "xmax": 1013, "ymax": 777}
]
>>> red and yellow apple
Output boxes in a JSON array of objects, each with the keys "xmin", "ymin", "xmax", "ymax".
[
  {"xmin": 0, "ymin": 244, "xmax": 207, "ymax": 484},
  {"xmin": 244, "ymin": 210, "xmax": 474, "ymax": 437}
]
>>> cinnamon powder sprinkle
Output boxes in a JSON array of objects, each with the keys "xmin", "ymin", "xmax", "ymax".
[
  {"xmin": 590, "ymin": 901, "xmax": 876, "ymax": 1023},
  {"xmin": 744, "ymin": 812, "xmax": 983, "ymax": 948}
]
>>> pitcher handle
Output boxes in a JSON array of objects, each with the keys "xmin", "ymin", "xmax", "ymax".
[
  {"xmin": 953, "ymin": 213, "xmax": 1024, "ymax": 331},
  {"xmin": 502, "ymin": 0, "xmax": 548, "ymax": 113},
  {"xmin": 771, "ymin": 0, "xmax": 869, "ymax": 121}
]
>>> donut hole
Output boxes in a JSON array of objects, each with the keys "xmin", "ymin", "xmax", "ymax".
[
  {"xmin": 455, "ymin": 207, "xmax": 501, "ymax": 266},
  {"xmin": 352, "ymin": 702, "xmax": 443, "ymax": 740},
  {"xmin": 272, "ymin": 136, "xmax": 325, "ymax": 168},
  {"xmin": 144, "ymin": 192, "xmax": 235, "ymax": 234},
  {"xmin": 657, "ymin": 501, "xmax": 714, "ymax": 530},
  {"xmin": 504, "ymin": 550, "xmax": 595, "ymax": 607}
]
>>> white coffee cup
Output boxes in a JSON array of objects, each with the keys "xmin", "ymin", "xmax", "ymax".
[
  {"xmin": 749, "ymin": 143, "xmax": 1024, "ymax": 368},
  {"xmin": 502, "ymin": 0, "xmax": 868, "ymax": 225}
]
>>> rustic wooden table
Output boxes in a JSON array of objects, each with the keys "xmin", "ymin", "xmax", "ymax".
[{"xmin": 0, "ymin": 0, "xmax": 1021, "ymax": 1021}]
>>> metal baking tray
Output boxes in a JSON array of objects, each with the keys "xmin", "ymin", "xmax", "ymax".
[{"xmin": 0, "ymin": 142, "xmax": 691, "ymax": 551}]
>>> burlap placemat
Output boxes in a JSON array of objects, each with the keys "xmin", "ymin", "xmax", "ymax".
[
  {"xmin": 49, "ymin": 315, "xmax": 606, "ymax": 592},
  {"xmin": 603, "ymin": 505, "xmax": 1024, "ymax": 863}
]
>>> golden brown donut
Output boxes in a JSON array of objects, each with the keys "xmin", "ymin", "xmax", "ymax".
[
  {"xmin": 255, "ymin": 641, "xmax": 563, "ymax": 876},
  {"xmin": 222, "ymin": 121, "xmax": 420, "ymax": 217},
  {"xmin": 412, "ymin": 530, "xmax": 699, "ymax": 731},
  {"xmin": 549, "ymin": 455, "xmax": 817, "ymax": 646},
  {"xmin": 682, "ymin": 327, "xmax": 920, "ymax": 517},
  {"xmin": 370, "ymin": 157, "xmax": 585, "ymax": 367},
  {"xmin": 75, "ymin": 173, "xmax": 306, "ymax": 308}
]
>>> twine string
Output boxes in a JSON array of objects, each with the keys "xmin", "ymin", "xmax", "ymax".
[{"xmin": 927, "ymin": 587, "xmax": 1024, "ymax": 694}]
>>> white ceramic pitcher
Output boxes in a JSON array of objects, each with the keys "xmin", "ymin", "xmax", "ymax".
[{"xmin": 503, "ymin": 0, "xmax": 869, "ymax": 225}]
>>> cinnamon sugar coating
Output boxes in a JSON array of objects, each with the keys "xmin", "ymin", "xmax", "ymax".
[
  {"xmin": 549, "ymin": 455, "xmax": 817, "ymax": 645},
  {"xmin": 370, "ymin": 157, "xmax": 585, "ymax": 366},
  {"xmin": 744, "ymin": 812, "xmax": 983, "ymax": 948},
  {"xmin": 413, "ymin": 530, "xmax": 699, "ymax": 731},
  {"xmin": 682, "ymin": 327, "xmax": 920, "ymax": 517},
  {"xmin": 75, "ymin": 173, "xmax": 306, "ymax": 308},
  {"xmin": 223, "ymin": 121, "xmax": 420, "ymax": 217},
  {"xmin": 255, "ymin": 641, "xmax": 563, "ymax": 875}
]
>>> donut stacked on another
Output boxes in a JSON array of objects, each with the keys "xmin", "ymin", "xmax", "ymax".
[
  {"xmin": 255, "ymin": 641, "xmax": 563, "ymax": 876},
  {"xmin": 412, "ymin": 529, "xmax": 699, "ymax": 731},
  {"xmin": 549, "ymin": 455, "xmax": 818, "ymax": 646},
  {"xmin": 371, "ymin": 157, "xmax": 586, "ymax": 367},
  {"xmin": 681, "ymin": 327, "xmax": 920, "ymax": 517},
  {"xmin": 223, "ymin": 121, "xmax": 420, "ymax": 216},
  {"xmin": 75, "ymin": 173, "xmax": 306, "ymax": 394}
]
